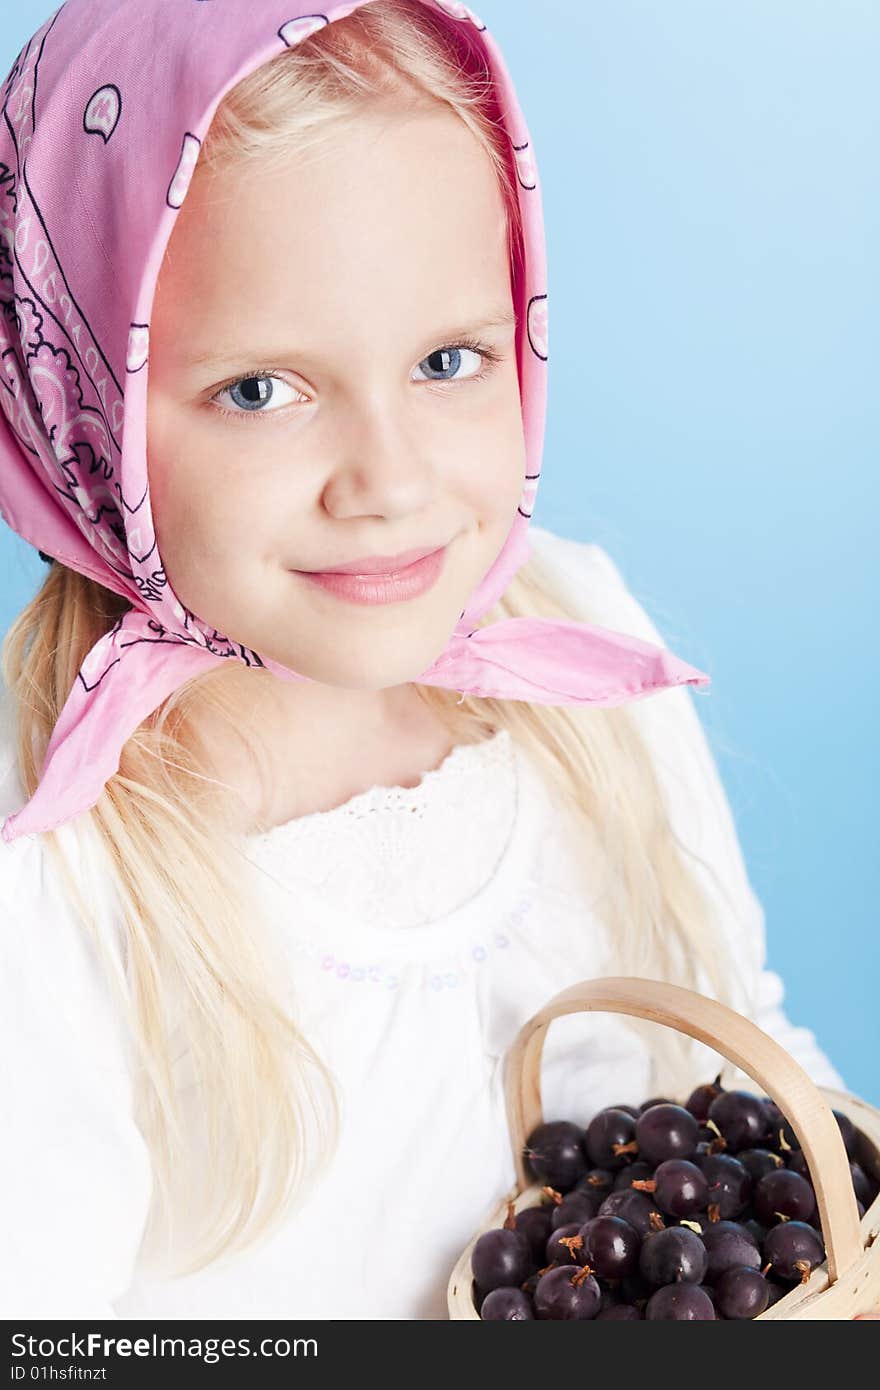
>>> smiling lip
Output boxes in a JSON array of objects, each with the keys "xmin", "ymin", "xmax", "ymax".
[
  {"xmin": 293, "ymin": 544, "xmax": 449, "ymax": 605},
  {"xmin": 302, "ymin": 544, "xmax": 447, "ymax": 576}
]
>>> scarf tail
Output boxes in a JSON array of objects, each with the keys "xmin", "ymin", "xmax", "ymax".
[
  {"xmin": 416, "ymin": 616, "xmax": 710, "ymax": 704},
  {"xmin": 1, "ymin": 615, "xmax": 225, "ymax": 845}
]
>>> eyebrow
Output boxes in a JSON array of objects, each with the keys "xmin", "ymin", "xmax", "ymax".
[{"xmin": 185, "ymin": 308, "xmax": 518, "ymax": 371}]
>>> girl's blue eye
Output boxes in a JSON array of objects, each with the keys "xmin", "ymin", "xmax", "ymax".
[
  {"xmin": 412, "ymin": 344, "xmax": 488, "ymax": 384},
  {"xmin": 208, "ymin": 338, "xmax": 501, "ymax": 422},
  {"xmin": 211, "ymin": 374, "xmax": 303, "ymax": 418}
]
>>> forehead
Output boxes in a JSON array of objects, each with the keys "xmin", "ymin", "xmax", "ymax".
[{"xmin": 152, "ymin": 104, "xmax": 511, "ymax": 347}]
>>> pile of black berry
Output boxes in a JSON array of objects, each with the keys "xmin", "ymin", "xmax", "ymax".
[{"xmin": 471, "ymin": 1078, "xmax": 878, "ymax": 1319}]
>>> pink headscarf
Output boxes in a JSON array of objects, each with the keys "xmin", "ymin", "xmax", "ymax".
[{"xmin": 0, "ymin": 0, "xmax": 709, "ymax": 845}]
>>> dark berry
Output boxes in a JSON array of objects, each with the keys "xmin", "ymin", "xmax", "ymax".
[
  {"xmin": 584, "ymin": 1108, "xmax": 638, "ymax": 1170},
  {"xmin": 480, "ymin": 1287, "xmax": 535, "ymax": 1319},
  {"xmin": 774, "ymin": 1118, "xmax": 800, "ymax": 1154},
  {"xmin": 472, "ymin": 1227, "xmax": 533, "ymax": 1294},
  {"xmin": 763, "ymin": 1221, "xmax": 825, "ymax": 1284},
  {"xmin": 786, "ymin": 1149, "xmax": 811, "ymax": 1178},
  {"xmin": 519, "ymin": 1269, "xmax": 542, "ymax": 1298},
  {"xmin": 715, "ymin": 1266, "xmax": 770, "ymax": 1319},
  {"xmin": 850, "ymin": 1162, "xmax": 873, "ymax": 1206},
  {"xmin": 754, "ymin": 1169, "xmax": 816, "ymax": 1226},
  {"xmin": 635, "ymin": 1104, "xmax": 699, "ymax": 1164},
  {"xmin": 534, "ymin": 1265, "xmax": 601, "ymax": 1319},
  {"xmin": 685, "ymin": 1077, "xmax": 724, "ymax": 1121},
  {"xmin": 701, "ymin": 1220, "xmax": 760, "ymax": 1281},
  {"xmin": 833, "ymin": 1110, "xmax": 859, "ymax": 1159},
  {"xmin": 523, "ymin": 1120, "xmax": 587, "ymax": 1192},
  {"xmin": 741, "ymin": 1217, "xmax": 769, "ymax": 1246},
  {"xmin": 645, "ymin": 1284, "xmax": 715, "ymax": 1319},
  {"xmin": 513, "ymin": 1206, "xmax": 553, "ymax": 1264},
  {"xmin": 639, "ymin": 1227, "xmax": 707, "ymax": 1286},
  {"xmin": 619, "ymin": 1272, "xmax": 653, "ymax": 1307},
  {"xmin": 738, "ymin": 1147, "xmax": 785, "ymax": 1182},
  {"xmin": 550, "ymin": 1189, "xmax": 601, "ymax": 1231},
  {"xmin": 598, "ymin": 1188, "xmax": 663, "ymax": 1237},
  {"xmin": 649, "ymin": 1159, "xmax": 710, "ymax": 1217},
  {"xmin": 575, "ymin": 1168, "xmax": 614, "ymax": 1197},
  {"xmin": 598, "ymin": 1303, "xmax": 643, "ymax": 1319},
  {"xmin": 707, "ymin": 1091, "xmax": 768, "ymax": 1152},
  {"xmin": 578, "ymin": 1215, "xmax": 641, "ymax": 1278},
  {"xmin": 695, "ymin": 1152, "xmax": 752, "ymax": 1219},
  {"xmin": 612, "ymin": 1161, "xmax": 654, "ymax": 1192},
  {"xmin": 761, "ymin": 1097, "xmax": 785, "ymax": 1140},
  {"xmin": 545, "ymin": 1223, "xmax": 586, "ymax": 1266}
]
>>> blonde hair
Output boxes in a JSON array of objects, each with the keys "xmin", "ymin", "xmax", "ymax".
[{"xmin": 3, "ymin": 0, "xmax": 746, "ymax": 1281}]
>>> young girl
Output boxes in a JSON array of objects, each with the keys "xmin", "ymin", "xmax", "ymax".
[{"xmin": 0, "ymin": 0, "xmax": 845, "ymax": 1320}]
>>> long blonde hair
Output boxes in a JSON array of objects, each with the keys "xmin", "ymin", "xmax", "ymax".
[{"xmin": 2, "ymin": 0, "xmax": 746, "ymax": 1280}]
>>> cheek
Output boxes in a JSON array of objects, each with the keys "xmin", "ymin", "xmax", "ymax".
[
  {"xmin": 464, "ymin": 395, "xmax": 527, "ymax": 518},
  {"xmin": 146, "ymin": 440, "xmax": 206, "ymax": 576},
  {"xmin": 146, "ymin": 438, "xmax": 239, "ymax": 611},
  {"xmin": 146, "ymin": 435, "xmax": 187, "ymax": 576},
  {"xmin": 146, "ymin": 407, "xmax": 281, "ymax": 572}
]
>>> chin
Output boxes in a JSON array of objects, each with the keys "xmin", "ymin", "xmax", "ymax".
[{"xmin": 299, "ymin": 635, "xmax": 455, "ymax": 690}]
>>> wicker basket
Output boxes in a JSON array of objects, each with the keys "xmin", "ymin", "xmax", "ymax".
[{"xmin": 448, "ymin": 977, "xmax": 880, "ymax": 1319}]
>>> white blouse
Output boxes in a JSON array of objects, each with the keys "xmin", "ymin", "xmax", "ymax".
[{"xmin": 0, "ymin": 526, "xmax": 844, "ymax": 1320}]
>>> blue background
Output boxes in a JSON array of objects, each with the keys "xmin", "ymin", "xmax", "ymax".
[{"xmin": 1, "ymin": 2, "xmax": 877, "ymax": 1102}]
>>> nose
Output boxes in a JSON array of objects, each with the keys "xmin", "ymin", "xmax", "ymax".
[{"xmin": 320, "ymin": 393, "xmax": 438, "ymax": 521}]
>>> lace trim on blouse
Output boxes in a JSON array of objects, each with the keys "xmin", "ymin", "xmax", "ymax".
[{"xmin": 244, "ymin": 727, "xmax": 518, "ymax": 930}]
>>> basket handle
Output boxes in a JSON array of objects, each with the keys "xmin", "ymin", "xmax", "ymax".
[{"xmin": 503, "ymin": 975, "xmax": 862, "ymax": 1284}]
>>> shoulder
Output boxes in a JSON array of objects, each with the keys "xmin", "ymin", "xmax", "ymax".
[
  {"xmin": 525, "ymin": 523, "xmax": 715, "ymax": 805},
  {"xmin": 526, "ymin": 524, "xmax": 706, "ymax": 741},
  {"xmin": 527, "ymin": 523, "xmax": 671, "ymax": 649},
  {"xmin": 525, "ymin": 524, "xmax": 764, "ymax": 988},
  {"xmin": 0, "ymin": 677, "xmax": 99, "ymax": 888},
  {"xmin": 528, "ymin": 523, "xmax": 726, "ymax": 822},
  {"xmin": 0, "ymin": 677, "xmax": 20, "ymax": 811},
  {"xmin": 0, "ymin": 679, "xmax": 130, "ymax": 1029},
  {"xmin": 527, "ymin": 523, "xmax": 617, "ymax": 584},
  {"xmin": 0, "ymin": 680, "xmax": 38, "ymax": 898},
  {"xmin": 0, "ymin": 688, "xmax": 151, "ymax": 1312}
]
